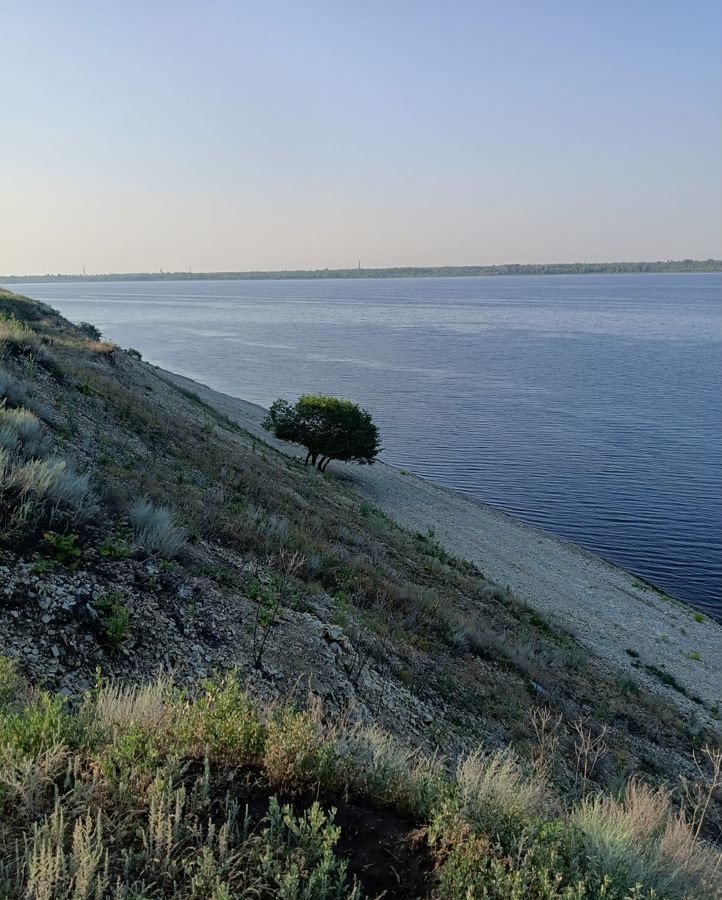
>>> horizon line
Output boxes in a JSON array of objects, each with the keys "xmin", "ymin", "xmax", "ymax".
[{"xmin": 2, "ymin": 257, "xmax": 721, "ymax": 283}]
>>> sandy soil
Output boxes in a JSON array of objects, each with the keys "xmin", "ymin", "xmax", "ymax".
[{"xmin": 160, "ymin": 369, "xmax": 722, "ymax": 717}]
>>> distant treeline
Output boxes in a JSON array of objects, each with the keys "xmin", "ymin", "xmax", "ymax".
[{"xmin": 3, "ymin": 259, "xmax": 721, "ymax": 284}]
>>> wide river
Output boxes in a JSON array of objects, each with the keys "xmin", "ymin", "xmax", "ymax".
[{"xmin": 15, "ymin": 274, "xmax": 721, "ymax": 618}]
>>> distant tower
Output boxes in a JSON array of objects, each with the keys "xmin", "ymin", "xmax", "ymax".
[
  {"xmin": 358, "ymin": 260, "xmax": 361, "ymax": 270},
  {"xmin": 82, "ymin": 266, "xmax": 86, "ymax": 277}
]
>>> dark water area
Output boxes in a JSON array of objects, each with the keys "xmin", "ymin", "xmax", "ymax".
[{"xmin": 14, "ymin": 273, "xmax": 721, "ymax": 619}]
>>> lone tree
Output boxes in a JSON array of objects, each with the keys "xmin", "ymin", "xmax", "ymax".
[
  {"xmin": 262, "ymin": 395, "xmax": 381, "ymax": 472},
  {"xmin": 77, "ymin": 321, "xmax": 102, "ymax": 340}
]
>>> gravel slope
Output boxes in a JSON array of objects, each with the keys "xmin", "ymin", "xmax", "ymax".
[{"xmin": 160, "ymin": 369, "xmax": 722, "ymax": 717}]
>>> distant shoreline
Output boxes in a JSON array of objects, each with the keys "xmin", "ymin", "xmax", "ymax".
[{"xmin": 3, "ymin": 259, "xmax": 721, "ymax": 284}]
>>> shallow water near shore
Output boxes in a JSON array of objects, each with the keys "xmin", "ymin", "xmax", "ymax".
[{"xmin": 15, "ymin": 273, "xmax": 721, "ymax": 618}]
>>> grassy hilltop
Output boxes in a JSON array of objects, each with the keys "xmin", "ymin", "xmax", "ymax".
[{"xmin": 0, "ymin": 287, "xmax": 720, "ymax": 898}]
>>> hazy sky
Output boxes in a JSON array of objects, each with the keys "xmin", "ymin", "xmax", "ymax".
[{"xmin": 1, "ymin": 0, "xmax": 720, "ymax": 274}]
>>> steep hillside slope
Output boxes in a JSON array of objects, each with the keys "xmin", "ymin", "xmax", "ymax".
[
  {"xmin": 161, "ymin": 370, "xmax": 721, "ymax": 717},
  {"xmin": 1, "ymin": 288, "xmax": 720, "ymax": 897}
]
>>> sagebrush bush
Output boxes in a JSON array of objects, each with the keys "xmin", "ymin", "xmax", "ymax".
[
  {"xmin": 0, "ymin": 370, "xmax": 52, "ymax": 422},
  {"xmin": 454, "ymin": 747, "xmax": 551, "ymax": 841},
  {"xmin": 129, "ymin": 499, "xmax": 188, "ymax": 558},
  {"xmin": 570, "ymin": 780, "xmax": 718, "ymax": 898},
  {"xmin": 0, "ymin": 405, "xmax": 51, "ymax": 459},
  {"xmin": 0, "ymin": 405, "xmax": 97, "ymax": 543},
  {"xmin": 0, "ymin": 450, "xmax": 96, "ymax": 543},
  {"xmin": 0, "ymin": 369, "xmax": 30, "ymax": 408}
]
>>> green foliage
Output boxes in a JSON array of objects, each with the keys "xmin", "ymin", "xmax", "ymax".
[
  {"xmin": 95, "ymin": 590, "xmax": 131, "ymax": 649},
  {"xmin": 98, "ymin": 535, "xmax": 134, "ymax": 559},
  {"xmin": 76, "ymin": 321, "xmax": 102, "ymax": 340},
  {"xmin": 264, "ymin": 706, "xmax": 336, "ymax": 787},
  {"xmin": 0, "ymin": 656, "xmax": 23, "ymax": 709},
  {"xmin": 263, "ymin": 394, "xmax": 381, "ymax": 471},
  {"xmin": 434, "ymin": 820, "xmax": 592, "ymax": 899},
  {"xmin": 0, "ymin": 691, "xmax": 79, "ymax": 754},
  {"xmin": 0, "ymin": 675, "xmax": 718, "ymax": 899},
  {"xmin": 644, "ymin": 664, "xmax": 689, "ymax": 695},
  {"xmin": 125, "ymin": 347, "xmax": 143, "ymax": 360},
  {"xmin": 42, "ymin": 531, "xmax": 81, "ymax": 565},
  {"xmin": 1, "ymin": 787, "xmax": 359, "ymax": 900},
  {"xmin": 198, "ymin": 562, "xmax": 235, "ymax": 584},
  {"xmin": 615, "ymin": 676, "xmax": 641, "ymax": 697},
  {"xmin": 257, "ymin": 797, "xmax": 360, "ymax": 899},
  {"xmin": 181, "ymin": 675, "xmax": 267, "ymax": 762}
]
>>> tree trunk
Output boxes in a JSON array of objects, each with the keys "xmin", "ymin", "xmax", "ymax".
[
  {"xmin": 316, "ymin": 456, "xmax": 327, "ymax": 471},
  {"xmin": 304, "ymin": 451, "xmax": 312, "ymax": 466},
  {"xmin": 321, "ymin": 457, "xmax": 332, "ymax": 472}
]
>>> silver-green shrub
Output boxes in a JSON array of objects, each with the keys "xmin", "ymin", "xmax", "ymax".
[
  {"xmin": 130, "ymin": 500, "xmax": 187, "ymax": 558},
  {"xmin": 0, "ymin": 405, "xmax": 96, "ymax": 541}
]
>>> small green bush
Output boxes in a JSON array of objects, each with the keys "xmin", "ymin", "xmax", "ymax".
[
  {"xmin": 43, "ymin": 531, "xmax": 81, "ymax": 565},
  {"xmin": 0, "ymin": 370, "xmax": 31, "ymax": 409},
  {"xmin": 181, "ymin": 676, "xmax": 266, "ymax": 762},
  {"xmin": 95, "ymin": 591, "xmax": 131, "ymax": 649},
  {"xmin": 0, "ymin": 691, "xmax": 80, "ymax": 755},
  {"xmin": 76, "ymin": 321, "xmax": 102, "ymax": 340},
  {"xmin": 0, "ymin": 656, "xmax": 24, "ymax": 709},
  {"xmin": 264, "ymin": 705, "xmax": 336, "ymax": 787},
  {"xmin": 0, "ymin": 317, "xmax": 42, "ymax": 355},
  {"xmin": 98, "ymin": 536, "xmax": 134, "ymax": 559},
  {"xmin": 256, "ymin": 797, "xmax": 360, "ymax": 899}
]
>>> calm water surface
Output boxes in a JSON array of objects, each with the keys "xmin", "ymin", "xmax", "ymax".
[{"xmin": 16, "ymin": 274, "xmax": 721, "ymax": 618}]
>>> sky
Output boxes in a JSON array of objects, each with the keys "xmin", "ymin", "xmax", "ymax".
[{"xmin": 1, "ymin": 0, "xmax": 720, "ymax": 274}]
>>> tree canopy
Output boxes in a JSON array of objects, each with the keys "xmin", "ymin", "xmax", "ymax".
[{"xmin": 262, "ymin": 395, "xmax": 381, "ymax": 472}]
